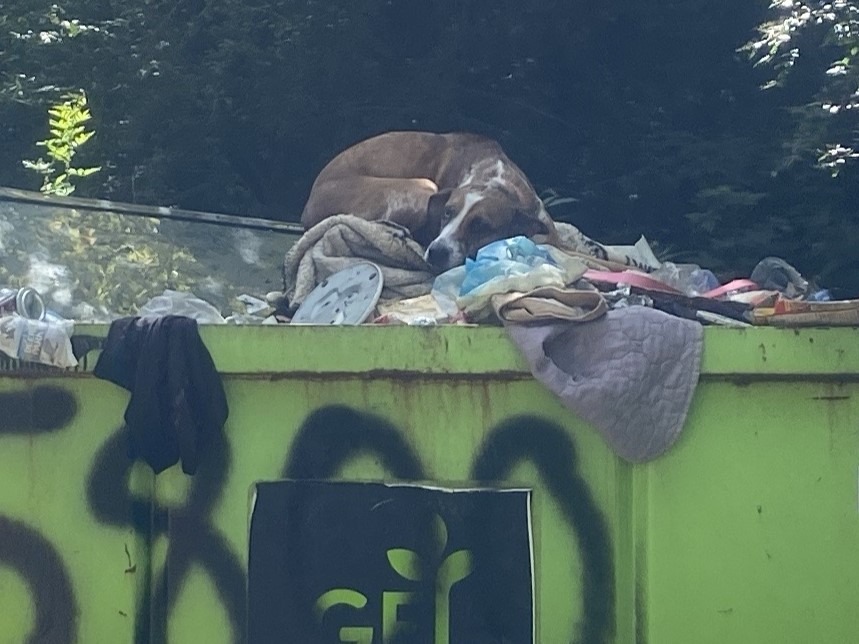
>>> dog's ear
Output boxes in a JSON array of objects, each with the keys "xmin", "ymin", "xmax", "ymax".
[
  {"xmin": 409, "ymin": 189, "xmax": 454, "ymax": 247},
  {"xmin": 427, "ymin": 189, "xmax": 452, "ymax": 214},
  {"xmin": 426, "ymin": 189, "xmax": 453, "ymax": 222},
  {"xmin": 518, "ymin": 205, "xmax": 561, "ymax": 244},
  {"xmin": 514, "ymin": 205, "xmax": 555, "ymax": 235}
]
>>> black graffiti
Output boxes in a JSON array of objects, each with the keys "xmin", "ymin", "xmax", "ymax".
[
  {"xmin": 151, "ymin": 428, "xmax": 246, "ymax": 643},
  {"xmin": 87, "ymin": 426, "xmax": 156, "ymax": 644},
  {"xmin": 282, "ymin": 405, "xmax": 427, "ymax": 480},
  {"xmin": 472, "ymin": 416, "xmax": 615, "ymax": 644},
  {"xmin": 0, "ymin": 389, "xmax": 80, "ymax": 644},
  {"xmin": 268, "ymin": 405, "xmax": 429, "ymax": 641},
  {"xmin": 0, "ymin": 515, "xmax": 78, "ymax": 644},
  {"xmin": 89, "ymin": 405, "xmax": 428, "ymax": 644},
  {"xmin": 87, "ymin": 426, "xmax": 155, "ymax": 534},
  {"xmin": 2, "ymin": 385, "xmax": 246, "ymax": 644},
  {"xmin": 280, "ymin": 406, "xmax": 614, "ymax": 644},
  {"xmin": 87, "ymin": 425, "xmax": 246, "ymax": 644},
  {"xmin": 0, "ymin": 386, "xmax": 77, "ymax": 434},
  {"xmin": 3, "ymin": 382, "xmax": 614, "ymax": 644}
]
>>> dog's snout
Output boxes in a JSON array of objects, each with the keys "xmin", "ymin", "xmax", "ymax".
[{"xmin": 425, "ymin": 242, "xmax": 451, "ymax": 271}]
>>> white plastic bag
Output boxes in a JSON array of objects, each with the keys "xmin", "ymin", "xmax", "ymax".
[
  {"xmin": 431, "ymin": 237, "xmax": 587, "ymax": 319},
  {"xmin": 0, "ymin": 315, "xmax": 77, "ymax": 368},
  {"xmin": 137, "ymin": 289, "xmax": 226, "ymax": 324}
]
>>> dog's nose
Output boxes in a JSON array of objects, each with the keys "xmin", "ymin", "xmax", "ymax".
[{"xmin": 425, "ymin": 243, "xmax": 451, "ymax": 271}]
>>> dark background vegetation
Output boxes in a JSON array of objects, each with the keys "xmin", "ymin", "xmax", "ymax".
[{"xmin": 2, "ymin": 0, "xmax": 858, "ymax": 290}]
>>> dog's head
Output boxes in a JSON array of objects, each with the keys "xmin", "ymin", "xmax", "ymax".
[{"xmin": 423, "ymin": 185, "xmax": 557, "ymax": 273}]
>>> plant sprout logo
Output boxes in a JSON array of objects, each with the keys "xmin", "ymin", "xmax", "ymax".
[{"xmin": 314, "ymin": 514, "xmax": 474, "ymax": 644}]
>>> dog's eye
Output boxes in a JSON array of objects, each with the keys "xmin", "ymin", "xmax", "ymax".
[{"xmin": 442, "ymin": 206, "xmax": 456, "ymax": 222}]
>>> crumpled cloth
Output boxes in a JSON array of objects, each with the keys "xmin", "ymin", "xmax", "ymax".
[
  {"xmin": 431, "ymin": 245, "xmax": 590, "ymax": 322},
  {"xmin": 505, "ymin": 306, "xmax": 703, "ymax": 462},
  {"xmin": 93, "ymin": 315, "xmax": 228, "ymax": 474},
  {"xmin": 490, "ymin": 287, "xmax": 608, "ymax": 324},
  {"xmin": 282, "ymin": 215, "xmax": 434, "ymax": 311},
  {"xmin": 535, "ymin": 223, "xmax": 661, "ymax": 273}
]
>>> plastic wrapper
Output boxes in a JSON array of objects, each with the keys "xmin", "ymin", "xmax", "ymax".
[
  {"xmin": 600, "ymin": 235, "xmax": 662, "ymax": 272},
  {"xmin": 374, "ymin": 294, "xmax": 457, "ymax": 325},
  {"xmin": 749, "ymin": 257, "xmax": 808, "ymax": 299},
  {"xmin": 137, "ymin": 289, "xmax": 227, "ymax": 324},
  {"xmin": 650, "ymin": 262, "xmax": 719, "ymax": 296},
  {"xmin": 432, "ymin": 236, "xmax": 588, "ymax": 319},
  {"xmin": 0, "ymin": 315, "xmax": 77, "ymax": 368},
  {"xmin": 460, "ymin": 237, "xmax": 558, "ymax": 294}
]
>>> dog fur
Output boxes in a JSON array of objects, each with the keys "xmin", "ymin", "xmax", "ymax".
[{"xmin": 301, "ymin": 131, "xmax": 603, "ymax": 272}]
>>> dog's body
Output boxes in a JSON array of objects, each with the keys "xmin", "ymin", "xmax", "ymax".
[{"xmin": 301, "ymin": 131, "xmax": 604, "ymax": 272}]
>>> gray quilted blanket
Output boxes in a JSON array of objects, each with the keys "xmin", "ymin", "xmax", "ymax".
[{"xmin": 505, "ymin": 306, "xmax": 703, "ymax": 462}]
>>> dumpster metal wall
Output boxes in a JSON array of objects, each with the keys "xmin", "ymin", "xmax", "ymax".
[{"xmin": 0, "ymin": 326, "xmax": 857, "ymax": 643}]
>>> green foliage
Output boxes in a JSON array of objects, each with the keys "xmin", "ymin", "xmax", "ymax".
[
  {"xmin": 742, "ymin": 1, "xmax": 859, "ymax": 174},
  {"xmin": 0, "ymin": 0, "xmax": 857, "ymax": 290},
  {"xmin": 22, "ymin": 89, "xmax": 100, "ymax": 195},
  {"xmin": 0, "ymin": 3, "xmax": 106, "ymax": 106},
  {"xmin": 0, "ymin": 204, "xmax": 201, "ymax": 316}
]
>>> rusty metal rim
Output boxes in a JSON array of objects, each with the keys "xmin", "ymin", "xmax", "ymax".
[{"xmin": 4, "ymin": 367, "xmax": 859, "ymax": 384}]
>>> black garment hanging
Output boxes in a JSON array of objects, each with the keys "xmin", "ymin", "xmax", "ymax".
[{"xmin": 93, "ymin": 315, "xmax": 228, "ymax": 474}]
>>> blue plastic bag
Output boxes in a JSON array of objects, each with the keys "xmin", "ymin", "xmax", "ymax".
[{"xmin": 460, "ymin": 236, "xmax": 556, "ymax": 295}]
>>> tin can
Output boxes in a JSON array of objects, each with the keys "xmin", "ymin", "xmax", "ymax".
[{"xmin": 0, "ymin": 287, "xmax": 46, "ymax": 320}]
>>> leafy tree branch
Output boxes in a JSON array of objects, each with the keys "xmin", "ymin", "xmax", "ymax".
[
  {"xmin": 742, "ymin": 0, "xmax": 859, "ymax": 173},
  {"xmin": 22, "ymin": 89, "xmax": 100, "ymax": 195}
]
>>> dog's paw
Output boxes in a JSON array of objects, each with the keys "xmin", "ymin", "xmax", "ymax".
[{"xmin": 381, "ymin": 221, "xmax": 413, "ymax": 239}]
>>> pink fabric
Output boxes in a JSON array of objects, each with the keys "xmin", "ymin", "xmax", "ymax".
[
  {"xmin": 583, "ymin": 269, "xmax": 683, "ymax": 295},
  {"xmin": 701, "ymin": 279, "xmax": 758, "ymax": 299}
]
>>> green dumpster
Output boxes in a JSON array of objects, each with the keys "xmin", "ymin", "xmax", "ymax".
[{"xmin": 0, "ymin": 325, "xmax": 857, "ymax": 643}]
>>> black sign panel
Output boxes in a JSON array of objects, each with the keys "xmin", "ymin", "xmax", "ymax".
[{"xmin": 248, "ymin": 480, "xmax": 534, "ymax": 644}]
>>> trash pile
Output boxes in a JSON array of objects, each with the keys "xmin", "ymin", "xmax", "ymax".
[
  {"xmin": 3, "ymin": 194, "xmax": 851, "ymax": 464},
  {"xmin": 269, "ymin": 227, "xmax": 856, "ymax": 464},
  {"xmin": 1, "ymin": 187, "xmax": 857, "ymax": 372},
  {"xmin": 278, "ymin": 226, "xmax": 850, "ymax": 330},
  {"xmin": 0, "ymin": 287, "xmax": 78, "ymax": 368}
]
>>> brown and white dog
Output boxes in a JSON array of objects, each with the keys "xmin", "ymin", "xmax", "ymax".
[{"xmin": 301, "ymin": 131, "xmax": 611, "ymax": 273}]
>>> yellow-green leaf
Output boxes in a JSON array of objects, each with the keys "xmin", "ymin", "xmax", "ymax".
[{"xmin": 387, "ymin": 548, "xmax": 423, "ymax": 581}]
